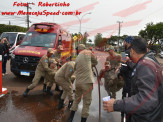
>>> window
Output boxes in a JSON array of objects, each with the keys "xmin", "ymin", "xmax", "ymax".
[{"xmin": 21, "ymin": 32, "xmax": 56, "ymax": 48}]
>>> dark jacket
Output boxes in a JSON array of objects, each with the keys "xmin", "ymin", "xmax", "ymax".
[
  {"xmin": 3, "ymin": 42, "xmax": 9, "ymax": 57},
  {"xmin": 114, "ymin": 55, "xmax": 163, "ymax": 122},
  {"xmin": 119, "ymin": 46, "xmax": 133, "ymax": 95},
  {"xmin": 0, "ymin": 43, "xmax": 5, "ymax": 55}
]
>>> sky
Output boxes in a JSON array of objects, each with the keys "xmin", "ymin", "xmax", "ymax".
[{"xmin": 0, "ymin": 0, "xmax": 163, "ymax": 40}]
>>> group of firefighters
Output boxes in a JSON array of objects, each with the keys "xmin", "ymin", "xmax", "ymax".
[{"xmin": 22, "ymin": 36, "xmax": 138, "ymax": 122}]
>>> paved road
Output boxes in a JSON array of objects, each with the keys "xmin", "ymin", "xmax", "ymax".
[{"xmin": 0, "ymin": 51, "xmax": 162, "ymax": 122}]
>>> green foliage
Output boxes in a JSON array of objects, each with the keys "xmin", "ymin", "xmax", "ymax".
[
  {"xmin": 139, "ymin": 22, "xmax": 163, "ymax": 45},
  {"xmin": 82, "ymin": 37, "xmax": 87, "ymax": 45},
  {"xmin": 81, "ymin": 32, "xmax": 88, "ymax": 45},
  {"xmin": 0, "ymin": 24, "xmax": 27, "ymax": 34},
  {"xmin": 107, "ymin": 36, "xmax": 118, "ymax": 44},
  {"xmin": 94, "ymin": 33, "xmax": 102, "ymax": 47}
]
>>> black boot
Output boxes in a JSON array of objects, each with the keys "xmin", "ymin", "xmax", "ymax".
[
  {"xmin": 55, "ymin": 85, "xmax": 61, "ymax": 92},
  {"xmin": 68, "ymin": 101, "xmax": 73, "ymax": 109},
  {"xmin": 58, "ymin": 90, "xmax": 63, "ymax": 99},
  {"xmin": 58, "ymin": 99, "xmax": 64, "ymax": 110},
  {"xmin": 46, "ymin": 86, "xmax": 53, "ymax": 95},
  {"xmin": 23, "ymin": 88, "xmax": 30, "ymax": 97},
  {"xmin": 81, "ymin": 117, "xmax": 87, "ymax": 122},
  {"xmin": 67, "ymin": 111, "xmax": 75, "ymax": 122},
  {"xmin": 43, "ymin": 84, "xmax": 47, "ymax": 92}
]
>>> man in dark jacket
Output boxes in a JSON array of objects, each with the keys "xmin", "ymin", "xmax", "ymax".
[
  {"xmin": 103, "ymin": 37, "xmax": 163, "ymax": 122},
  {"xmin": 119, "ymin": 36, "xmax": 134, "ymax": 121},
  {"xmin": 120, "ymin": 36, "xmax": 134, "ymax": 98}
]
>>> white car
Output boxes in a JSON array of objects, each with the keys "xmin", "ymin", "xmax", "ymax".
[
  {"xmin": 159, "ymin": 51, "xmax": 163, "ymax": 58},
  {"xmin": 0, "ymin": 32, "xmax": 26, "ymax": 56}
]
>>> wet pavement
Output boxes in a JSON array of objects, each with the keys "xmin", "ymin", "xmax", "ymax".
[{"xmin": 0, "ymin": 51, "xmax": 162, "ymax": 122}]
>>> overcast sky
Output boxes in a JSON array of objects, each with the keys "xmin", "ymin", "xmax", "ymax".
[{"xmin": 0, "ymin": 0, "xmax": 163, "ymax": 40}]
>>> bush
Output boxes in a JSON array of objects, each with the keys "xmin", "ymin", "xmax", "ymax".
[{"xmin": 0, "ymin": 24, "xmax": 27, "ymax": 35}]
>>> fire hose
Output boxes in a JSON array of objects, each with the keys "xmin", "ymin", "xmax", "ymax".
[{"xmin": 93, "ymin": 66, "xmax": 101, "ymax": 122}]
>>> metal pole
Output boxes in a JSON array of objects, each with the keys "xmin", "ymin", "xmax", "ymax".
[
  {"xmin": 94, "ymin": 66, "xmax": 101, "ymax": 122},
  {"xmin": 27, "ymin": 5, "xmax": 29, "ymax": 30},
  {"xmin": 117, "ymin": 21, "xmax": 123, "ymax": 52},
  {"xmin": 24, "ymin": 2, "xmax": 34, "ymax": 30}
]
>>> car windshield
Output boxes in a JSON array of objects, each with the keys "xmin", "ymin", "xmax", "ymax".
[
  {"xmin": 21, "ymin": 32, "xmax": 56, "ymax": 48},
  {"xmin": 0, "ymin": 33, "xmax": 17, "ymax": 46}
]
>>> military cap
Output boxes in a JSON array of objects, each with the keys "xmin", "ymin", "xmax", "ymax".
[
  {"xmin": 78, "ymin": 44, "xmax": 86, "ymax": 50},
  {"xmin": 50, "ymin": 59, "xmax": 57, "ymax": 64},
  {"xmin": 47, "ymin": 48, "xmax": 54, "ymax": 53},
  {"xmin": 58, "ymin": 45, "xmax": 63, "ymax": 50}
]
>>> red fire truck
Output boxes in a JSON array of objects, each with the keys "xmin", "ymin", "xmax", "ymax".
[{"xmin": 10, "ymin": 22, "xmax": 73, "ymax": 77}]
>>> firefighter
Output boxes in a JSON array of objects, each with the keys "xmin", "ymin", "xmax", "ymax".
[
  {"xmin": 23, "ymin": 48, "xmax": 55, "ymax": 97},
  {"xmin": 68, "ymin": 44, "xmax": 98, "ymax": 122},
  {"xmin": 99, "ymin": 61, "xmax": 112, "ymax": 96},
  {"xmin": 105, "ymin": 46, "xmax": 123, "ymax": 99},
  {"xmin": 55, "ymin": 61, "xmax": 75, "ymax": 110},
  {"xmin": 89, "ymin": 47, "xmax": 94, "ymax": 54},
  {"xmin": 43, "ymin": 45, "xmax": 63, "ymax": 93},
  {"xmin": 44, "ymin": 59, "xmax": 58, "ymax": 95}
]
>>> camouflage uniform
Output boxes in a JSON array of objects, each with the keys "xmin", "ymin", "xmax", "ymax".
[
  {"xmin": 99, "ymin": 68, "xmax": 112, "ymax": 97},
  {"xmin": 28, "ymin": 55, "xmax": 55, "ymax": 90},
  {"xmin": 44, "ymin": 59, "xmax": 58, "ymax": 87},
  {"xmin": 52, "ymin": 50, "xmax": 62, "ymax": 63},
  {"xmin": 105, "ymin": 53, "xmax": 123, "ymax": 99},
  {"xmin": 43, "ymin": 50, "xmax": 61, "ymax": 87}
]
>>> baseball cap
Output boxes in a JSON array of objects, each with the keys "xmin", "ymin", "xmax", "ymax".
[
  {"xmin": 78, "ymin": 44, "xmax": 86, "ymax": 50},
  {"xmin": 125, "ymin": 36, "xmax": 134, "ymax": 44},
  {"xmin": 58, "ymin": 45, "xmax": 63, "ymax": 50},
  {"xmin": 47, "ymin": 48, "xmax": 54, "ymax": 53}
]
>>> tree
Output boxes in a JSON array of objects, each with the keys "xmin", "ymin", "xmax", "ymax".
[
  {"xmin": 0, "ymin": 24, "xmax": 27, "ymax": 34},
  {"xmin": 139, "ymin": 22, "xmax": 163, "ymax": 47},
  {"xmin": 107, "ymin": 36, "xmax": 119, "ymax": 45},
  {"xmin": 98, "ymin": 38, "xmax": 107, "ymax": 47},
  {"xmin": 82, "ymin": 32, "xmax": 89, "ymax": 45},
  {"xmin": 94, "ymin": 33, "xmax": 102, "ymax": 47}
]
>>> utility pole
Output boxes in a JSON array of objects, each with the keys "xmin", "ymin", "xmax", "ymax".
[
  {"xmin": 25, "ymin": 2, "xmax": 34, "ymax": 30},
  {"xmin": 117, "ymin": 21, "xmax": 123, "ymax": 52},
  {"xmin": 9, "ymin": 21, "xmax": 11, "ymax": 25}
]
